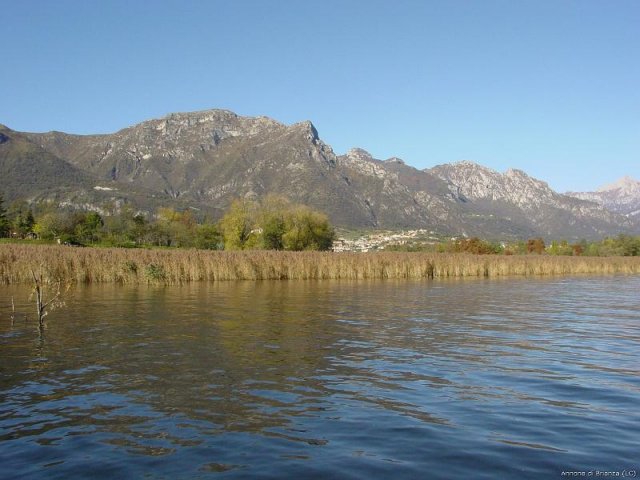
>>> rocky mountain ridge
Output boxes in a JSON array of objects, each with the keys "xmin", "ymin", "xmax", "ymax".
[
  {"xmin": 1, "ymin": 109, "xmax": 637, "ymax": 240},
  {"xmin": 566, "ymin": 176, "xmax": 640, "ymax": 221},
  {"xmin": 428, "ymin": 161, "xmax": 631, "ymax": 239}
]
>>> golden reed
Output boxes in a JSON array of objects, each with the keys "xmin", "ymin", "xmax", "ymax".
[{"xmin": 1, "ymin": 244, "xmax": 639, "ymax": 284}]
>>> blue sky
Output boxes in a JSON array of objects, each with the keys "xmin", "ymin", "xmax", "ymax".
[{"xmin": 2, "ymin": 0, "xmax": 638, "ymax": 192}]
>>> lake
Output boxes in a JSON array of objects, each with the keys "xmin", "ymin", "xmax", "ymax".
[{"xmin": 1, "ymin": 276, "xmax": 639, "ymax": 479}]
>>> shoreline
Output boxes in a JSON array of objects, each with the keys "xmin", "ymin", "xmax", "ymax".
[{"xmin": 1, "ymin": 244, "xmax": 639, "ymax": 284}]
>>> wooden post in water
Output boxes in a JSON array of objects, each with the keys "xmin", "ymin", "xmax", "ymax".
[{"xmin": 10, "ymin": 296, "xmax": 15, "ymax": 325}]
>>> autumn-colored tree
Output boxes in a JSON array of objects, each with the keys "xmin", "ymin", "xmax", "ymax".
[
  {"xmin": 526, "ymin": 238, "xmax": 546, "ymax": 254},
  {"xmin": 450, "ymin": 237, "xmax": 501, "ymax": 254},
  {"xmin": 571, "ymin": 243, "xmax": 584, "ymax": 256}
]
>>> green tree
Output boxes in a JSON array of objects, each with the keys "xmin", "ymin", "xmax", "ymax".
[
  {"xmin": 584, "ymin": 242, "xmax": 600, "ymax": 256},
  {"xmin": 156, "ymin": 207, "xmax": 198, "ymax": 247},
  {"xmin": 7, "ymin": 201, "xmax": 36, "ymax": 238},
  {"xmin": 33, "ymin": 211, "xmax": 70, "ymax": 240},
  {"xmin": 195, "ymin": 223, "xmax": 222, "ymax": 250},
  {"xmin": 0, "ymin": 195, "xmax": 10, "ymax": 237},
  {"xmin": 20, "ymin": 210, "xmax": 36, "ymax": 236},
  {"xmin": 218, "ymin": 197, "xmax": 334, "ymax": 251},
  {"xmin": 102, "ymin": 205, "xmax": 142, "ymax": 247},
  {"xmin": 548, "ymin": 240, "xmax": 573, "ymax": 256},
  {"xmin": 75, "ymin": 212, "xmax": 104, "ymax": 244},
  {"xmin": 219, "ymin": 199, "xmax": 256, "ymax": 250},
  {"xmin": 257, "ymin": 195, "xmax": 290, "ymax": 250},
  {"xmin": 282, "ymin": 206, "xmax": 335, "ymax": 251},
  {"xmin": 616, "ymin": 234, "xmax": 640, "ymax": 256}
]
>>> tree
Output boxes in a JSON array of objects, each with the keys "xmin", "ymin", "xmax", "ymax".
[
  {"xmin": 20, "ymin": 210, "xmax": 36, "ymax": 236},
  {"xmin": 526, "ymin": 238, "xmax": 546, "ymax": 255},
  {"xmin": 75, "ymin": 212, "xmax": 104, "ymax": 244},
  {"xmin": 33, "ymin": 211, "xmax": 68, "ymax": 240},
  {"xmin": 571, "ymin": 243, "xmax": 584, "ymax": 256},
  {"xmin": 219, "ymin": 199, "xmax": 256, "ymax": 250},
  {"xmin": 102, "ymin": 205, "xmax": 143, "ymax": 246},
  {"xmin": 7, "ymin": 201, "xmax": 36, "ymax": 238},
  {"xmin": 616, "ymin": 234, "xmax": 640, "ymax": 256},
  {"xmin": 0, "ymin": 195, "xmax": 9, "ymax": 237},
  {"xmin": 257, "ymin": 195, "xmax": 290, "ymax": 250},
  {"xmin": 548, "ymin": 240, "xmax": 572, "ymax": 256},
  {"xmin": 195, "ymin": 223, "xmax": 222, "ymax": 250},
  {"xmin": 218, "ymin": 197, "xmax": 334, "ymax": 251},
  {"xmin": 282, "ymin": 206, "xmax": 335, "ymax": 251},
  {"xmin": 156, "ymin": 207, "xmax": 198, "ymax": 247},
  {"xmin": 447, "ymin": 237, "xmax": 501, "ymax": 255}
]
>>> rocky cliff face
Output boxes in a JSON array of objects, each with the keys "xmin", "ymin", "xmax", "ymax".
[
  {"xmin": 429, "ymin": 161, "xmax": 634, "ymax": 239},
  {"xmin": 1, "ymin": 109, "xmax": 636, "ymax": 240},
  {"xmin": 567, "ymin": 176, "xmax": 640, "ymax": 222}
]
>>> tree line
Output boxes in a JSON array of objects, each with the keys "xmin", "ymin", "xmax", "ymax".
[
  {"xmin": 0, "ymin": 194, "xmax": 335, "ymax": 251},
  {"xmin": 1, "ymin": 194, "xmax": 639, "ymax": 255},
  {"xmin": 386, "ymin": 235, "xmax": 640, "ymax": 256}
]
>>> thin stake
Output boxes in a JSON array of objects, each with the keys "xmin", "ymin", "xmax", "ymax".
[{"xmin": 10, "ymin": 296, "xmax": 15, "ymax": 325}]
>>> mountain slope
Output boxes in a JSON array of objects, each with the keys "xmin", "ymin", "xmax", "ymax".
[
  {"xmin": 567, "ymin": 176, "xmax": 640, "ymax": 222},
  {"xmin": 0, "ymin": 125, "xmax": 196, "ymax": 215},
  {"xmin": 429, "ymin": 161, "xmax": 634, "ymax": 239},
  {"xmin": 0, "ymin": 124, "xmax": 96, "ymax": 200}
]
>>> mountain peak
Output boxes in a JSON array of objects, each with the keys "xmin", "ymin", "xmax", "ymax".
[
  {"xmin": 597, "ymin": 176, "xmax": 640, "ymax": 193},
  {"xmin": 290, "ymin": 120, "xmax": 319, "ymax": 142},
  {"xmin": 448, "ymin": 160, "xmax": 500, "ymax": 174},
  {"xmin": 566, "ymin": 176, "xmax": 640, "ymax": 221},
  {"xmin": 346, "ymin": 148, "xmax": 373, "ymax": 160},
  {"xmin": 384, "ymin": 156, "xmax": 405, "ymax": 165},
  {"xmin": 452, "ymin": 159, "xmax": 483, "ymax": 167}
]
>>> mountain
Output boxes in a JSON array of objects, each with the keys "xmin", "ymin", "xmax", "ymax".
[
  {"xmin": 21, "ymin": 110, "xmax": 464, "ymax": 230},
  {"xmin": 0, "ymin": 124, "xmax": 94, "ymax": 200},
  {"xmin": 566, "ymin": 177, "xmax": 640, "ymax": 222},
  {"xmin": 429, "ymin": 161, "xmax": 634, "ymax": 239},
  {"xmin": 0, "ymin": 124, "xmax": 202, "ymax": 215},
  {"xmin": 1, "ymin": 109, "xmax": 637, "ymax": 240}
]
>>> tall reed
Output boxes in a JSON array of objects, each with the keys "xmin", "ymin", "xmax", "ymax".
[{"xmin": 1, "ymin": 244, "xmax": 639, "ymax": 285}]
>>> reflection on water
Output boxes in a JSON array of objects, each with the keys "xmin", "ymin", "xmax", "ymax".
[{"xmin": 1, "ymin": 277, "xmax": 639, "ymax": 479}]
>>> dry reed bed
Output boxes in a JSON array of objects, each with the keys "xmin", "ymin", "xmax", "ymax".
[{"xmin": 1, "ymin": 244, "xmax": 639, "ymax": 285}]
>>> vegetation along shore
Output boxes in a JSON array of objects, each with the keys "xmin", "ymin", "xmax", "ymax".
[{"xmin": 2, "ymin": 244, "xmax": 640, "ymax": 285}]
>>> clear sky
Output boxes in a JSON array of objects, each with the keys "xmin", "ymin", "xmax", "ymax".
[{"xmin": 2, "ymin": 0, "xmax": 638, "ymax": 192}]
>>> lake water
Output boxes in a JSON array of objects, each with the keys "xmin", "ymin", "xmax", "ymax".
[{"xmin": 1, "ymin": 276, "xmax": 639, "ymax": 479}]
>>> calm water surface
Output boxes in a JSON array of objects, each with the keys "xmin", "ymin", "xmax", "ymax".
[{"xmin": 1, "ymin": 277, "xmax": 639, "ymax": 479}]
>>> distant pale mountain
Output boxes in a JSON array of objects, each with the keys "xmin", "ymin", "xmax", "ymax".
[
  {"xmin": 567, "ymin": 176, "xmax": 640, "ymax": 222},
  {"xmin": 428, "ymin": 161, "xmax": 636, "ymax": 239},
  {"xmin": 1, "ymin": 109, "xmax": 637, "ymax": 240}
]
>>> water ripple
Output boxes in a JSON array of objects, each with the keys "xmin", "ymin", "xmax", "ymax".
[{"xmin": 1, "ymin": 276, "xmax": 639, "ymax": 478}]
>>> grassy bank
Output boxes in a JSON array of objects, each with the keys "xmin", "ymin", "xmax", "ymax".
[{"xmin": 2, "ymin": 244, "xmax": 640, "ymax": 285}]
